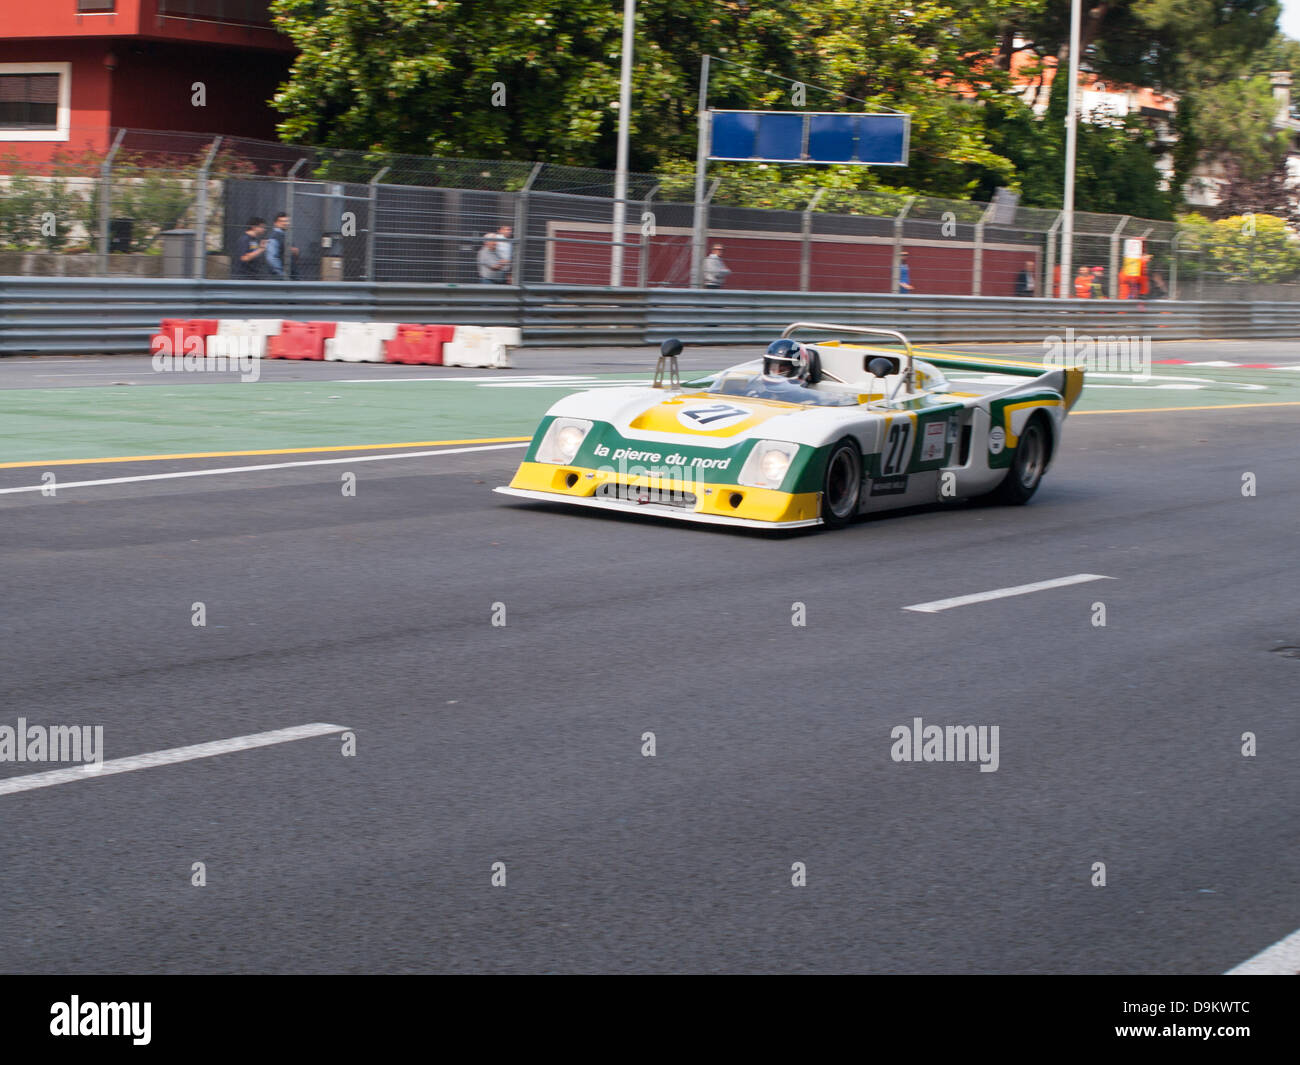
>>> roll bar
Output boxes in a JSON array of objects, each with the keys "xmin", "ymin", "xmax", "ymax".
[{"xmin": 779, "ymin": 322, "xmax": 916, "ymax": 392}]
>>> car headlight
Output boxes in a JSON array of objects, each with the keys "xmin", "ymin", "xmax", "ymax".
[
  {"xmin": 760, "ymin": 449, "xmax": 791, "ymax": 483},
  {"xmin": 739, "ymin": 441, "xmax": 799, "ymax": 489},
  {"xmin": 536, "ymin": 418, "xmax": 593, "ymax": 464}
]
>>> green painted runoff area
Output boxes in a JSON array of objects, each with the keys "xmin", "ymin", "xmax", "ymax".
[{"xmin": 2, "ymin": 365, "xmax": 1298, "ymax": 465}]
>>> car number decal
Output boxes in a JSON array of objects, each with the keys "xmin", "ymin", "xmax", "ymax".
[
  {"xmin": 882, "ymin": 420, "xmax": 912, "ymax": 475},
  {"xmin": 676, "ymin": 402, "xmax": 751, "ymax": 431}
]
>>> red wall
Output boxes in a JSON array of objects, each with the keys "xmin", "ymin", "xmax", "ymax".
[
  {"xmin": 0, "ymin": 40, "xmax": 289, "ymax": 164},
  {"xmin": 1, "ymin": 1, "xmax": 289, "ymax": 54},
  {"xmin": 108, "ymin": 43, "xmax": 290, "ymax": 140},
  {"xmin": 0, "ymin": 40, "xmax": 114, "ymax": 162},
  {"xmin": 551, "ymin": 229, "xmax": 1040, "ymax": 296}
]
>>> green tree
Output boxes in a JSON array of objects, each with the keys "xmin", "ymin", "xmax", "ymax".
[
  {"xmin": 983, "ymin": 73, "xmax": 1173, "ymax": 216},
  {"xmin": 268, "ymin": 0, "xmax": 1022, "ymax": 195},
  {"xmin": 1179, "ymin": 210, "xmax": 1300, "ymax": 281},
  {"xmin": 0, "ymin": 166, "xmax": 42, "ymax": 249}
]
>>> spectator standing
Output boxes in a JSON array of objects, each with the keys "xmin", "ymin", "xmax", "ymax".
[
  {"xmin": 703, "ymin": 244, "xmax": 731, "ymax": 288},
  {"xmin": 477, "ymin": 232, "xmax": 509, "ymax": 283},
  {"xmin": 1091, "ymin": 265, "xmax": 1106, "ymax": 299},
  {"xmin": 1073, "ymin": 265, "xmax": 1093, "ymax": 298},
  {"xmin": 231, "ymin": 218, "xmax": 268, "ymax": 279},
  {"xmin": 266, "ymin": 212, "xmax": 299, "ymax": 280},
  {"xmin": 1015, "ymin": 259, "xmax": 1037, "ymax": 297},
  {"xmin": 898, "ymin": 251, "xmax": 914, "ymax": 294},
  {"xmin": 495, "ymin": 224, "xmax": 514, "ymax": 284}
]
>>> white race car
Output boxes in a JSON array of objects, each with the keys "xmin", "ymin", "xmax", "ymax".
[{"xmin": 496, "ymin": 323, "xmax": 1083, "ymax": 530}]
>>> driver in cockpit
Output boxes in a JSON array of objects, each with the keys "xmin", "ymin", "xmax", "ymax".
[{"xmin": 740, "ymin": 339, "xmax": 819, "ymax": 402}]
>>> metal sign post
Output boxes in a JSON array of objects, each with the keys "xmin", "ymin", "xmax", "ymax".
[{"xmin": 690, "ymin": 59, "xmax": 910, "ymax": 288}]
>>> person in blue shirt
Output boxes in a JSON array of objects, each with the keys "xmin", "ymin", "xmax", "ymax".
[
  {"xmin": 898, "ymin": 251, "xmax": 914, "ymax": 293},
  {"xmin": 265, "ymin": 212, "xmax": 299, "ymax": 280}
]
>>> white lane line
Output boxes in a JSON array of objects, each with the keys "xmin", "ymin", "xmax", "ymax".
[
  {"xmin": 903, "ymin": 573, "xmax": 1115, "ymax": 613},
  {"xmin": 1226, "ymin": 927, "xmax": 1300, "ymax": 975},
  {"xmin": 0, "ymin": 723, "xmax": 348, "ymax": 797},
  {"xmin": 0, "ymin": 442, "xmax": 527, "ymax": 495}
]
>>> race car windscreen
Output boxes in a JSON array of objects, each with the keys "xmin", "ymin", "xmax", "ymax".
[{"xmin": 707, "ymin": 372, "xmax": 858, "ymax": 406}]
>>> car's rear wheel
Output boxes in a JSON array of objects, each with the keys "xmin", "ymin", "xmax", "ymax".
[
  {"xmin": 820, "ymin": 439, "xmax": 862, "ymax": 528},
  {"xmin": 991, "ymin": 414, "xmax": 1049, "ymax": 505}
]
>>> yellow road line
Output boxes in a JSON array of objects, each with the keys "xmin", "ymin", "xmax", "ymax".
[
  {"xmin": 1076, "ymin": 401, "xmax": 1300, "ymax": 415},
  {"xmin": 0, "ymin": 436, "xmax": 532, "ymax": 470}
]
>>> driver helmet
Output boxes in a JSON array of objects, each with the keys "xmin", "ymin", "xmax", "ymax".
[{"xmin": 763, "ymin": 339, "xmax": 810, "ymax": 381}]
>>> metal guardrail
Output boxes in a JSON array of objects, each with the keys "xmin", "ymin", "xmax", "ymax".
[{"xmin": 2, "ymin": 277, "xmax": 1298, "ymax": 355}]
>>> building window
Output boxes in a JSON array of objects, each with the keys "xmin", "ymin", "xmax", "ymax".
[
  {"xmin": 77, "ymin": 1, "xmax": 117, "ymax": 12},
  {"xmin": 0, "ymin": 64, "xmax": 71, "ymax": 141}
]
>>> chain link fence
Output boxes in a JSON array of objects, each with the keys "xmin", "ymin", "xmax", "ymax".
[{"xmin": 3, "ymin": 126, "xmax": 1299, "ymax": 300}]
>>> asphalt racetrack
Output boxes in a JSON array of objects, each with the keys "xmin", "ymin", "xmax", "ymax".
[{"xmin": 1, "ymin": 339, "xmax": 1298, "ymax": 974}]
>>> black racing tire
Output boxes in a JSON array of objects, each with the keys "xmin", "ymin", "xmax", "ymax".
[
  {"xmin": 820, "ymin": 439, "xmax": 862, "ymax": 529},
  {"xmin": 991, "ymin": 413, "xmax": 1050, "ymax": 505}
]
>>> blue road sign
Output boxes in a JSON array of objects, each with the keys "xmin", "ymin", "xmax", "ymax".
[{"xmin": 709, "ymin": 110, "xmax": 909, "ymax": 166}]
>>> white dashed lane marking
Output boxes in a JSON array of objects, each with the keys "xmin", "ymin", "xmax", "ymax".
[
  {"xmin": 903, "ymin": 574, "xmax": 1115, "ymax": 613},
  {"xmin": 0, "ymin": 724, "xmax": 350, "ymax": 797}
]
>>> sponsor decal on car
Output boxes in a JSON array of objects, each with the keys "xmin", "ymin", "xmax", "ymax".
[{"xmin": 870, "ymin": 474, "xmax": 909, "ymax": 496}]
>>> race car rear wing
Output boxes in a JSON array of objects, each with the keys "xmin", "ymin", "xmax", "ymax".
[{"xmin": 917, "ymin": 351, "xmax": 1085, "ymax": 411}]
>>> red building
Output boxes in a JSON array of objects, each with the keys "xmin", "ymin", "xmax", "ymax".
[{"xmin": 0, "ymin": 0, "xmax": 293, "ymax": 162}]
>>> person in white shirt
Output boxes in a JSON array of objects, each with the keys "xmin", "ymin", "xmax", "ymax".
[
  {"xmin": 495, "ymin": 224, "xmax": 513, "ymax": 283},
  {"xmin": 703, "ymin": 244, "xmax": 731, "ymax": 288}
]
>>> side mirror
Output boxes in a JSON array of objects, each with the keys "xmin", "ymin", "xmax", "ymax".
[
  {"xmin": 867, "ymin": 357, "xmax": 894, "ymax": 378},
  {"xmin": 654, "ymin": 338, "xmax": 683, "ymax": 389}
]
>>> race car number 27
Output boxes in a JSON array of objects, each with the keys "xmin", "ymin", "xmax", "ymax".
[{"xmin": 881, "ymin": 421, "xmax": 912, "ymax": 476}]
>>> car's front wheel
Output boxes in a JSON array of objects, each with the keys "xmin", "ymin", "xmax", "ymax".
[{"xmin": 820, "ymin": 439, "xmax": 862, "ymax": 528}]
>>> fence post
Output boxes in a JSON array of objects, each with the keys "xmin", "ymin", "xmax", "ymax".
[
  {"xmin": 639, "ymin": 183, "xmax": 659, "ymax": 288},
  {"xmin": 284, "ymin": 157, "xmax": 309, "ymax": 281},
  {"xmin": 96, "ymin": 128, "xmax": 126, "ymax": 277},
  {"xmin": 891, "ymin": 196, "xmax": 915, "ymax": 294},
  {"xmin": 1045, "ymin": 211, "xmax": 1062, "ymax": 299},
  {"xmin": 702, "ymin": 176, "xmax": 719, "ymax": 281},
  {"xmin": 800, "ymin": 188, "xmax": 825, "ymax": 293},
  {"xmin": 690, "ymin": 55, "xmax": 712, "ymax": 288},
  {"xmin": 513, "ymin": 162, "xmax": 542, "ymax": 288},
  {"xmin": 1108, "ymin": 215, "xmax": 1129, "ymax": 299},
  {"xmin": 1169, "ymin": 230, "xmax": 1181, "ymax": 300},
  {"xmin": 193, "ymin": 136, "xmax": 222, "ymax": 280},
  {"xmin": 366, "ymin": 166, "xmax": 390, "ymax": 282},
  {"xmin": 972, "ymin": 202, "xmax": 995, "ymax": 296}
]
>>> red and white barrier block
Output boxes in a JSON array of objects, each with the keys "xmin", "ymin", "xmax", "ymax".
[
  {"xmin": 210, "ymin": 318, "xmax": 284, "ymax": 358},
  {"xmin": 325, "ymin": 322, "xmax": 399, "ymax": 363},
  {"xmin": 441, "ymin": 327, "xmax": 519, "ymax": 368},
  {"xmin": 151, "ymin": 319, "xmax": 520, "ymax": 367}
]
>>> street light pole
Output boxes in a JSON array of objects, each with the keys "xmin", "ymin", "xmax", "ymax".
[
  {"xmin": 610, "ymin": 0, "xmax": 635, "ymax": 287},
  {"xmin": 1060, "ymin": 0, "xmax": 1081, "ymax": 296}
]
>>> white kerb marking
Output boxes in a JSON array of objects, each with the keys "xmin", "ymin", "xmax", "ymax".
[
  {"xmin": 1226, "ymin": 926, "xmax": 1300, "ymax": 975},
  {"xmin": 903, "ymin": 574, "xmax": 1115, "ymax": 613},
  {"xmin": 0, "ymin": 723, "xmax": 349, "ymax": 797}
]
